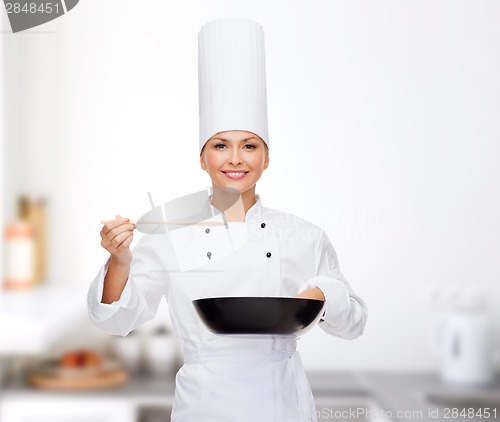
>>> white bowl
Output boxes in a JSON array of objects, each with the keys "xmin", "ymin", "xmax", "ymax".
[
  {"xmin": 113, "ymin": 334, "xmax": 143, "ymax": 374},
  {"xmin": 144, "ymin": 335, "xmax": 179, "ymax": 376}
]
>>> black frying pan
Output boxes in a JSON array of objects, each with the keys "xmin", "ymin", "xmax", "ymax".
[{"xmin": 192, "ymin": 297, "xmax": 325, "ymax": 335}]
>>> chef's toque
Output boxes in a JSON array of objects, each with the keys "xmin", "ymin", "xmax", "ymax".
[{"xmin": 198, "ymin": 18, "xmax": 269, "ymax": 153}]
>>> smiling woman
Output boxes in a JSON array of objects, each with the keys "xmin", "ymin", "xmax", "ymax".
[
  {"xmin": 200, "ymin": 130, "xmax": 269, "ymax": 221},
  {"xmin": 87, "ymin": 17, "xmax": 367, "ymax": 422}
]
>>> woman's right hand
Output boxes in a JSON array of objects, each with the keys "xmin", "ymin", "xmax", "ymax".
[{"xmin": 100, "ymin": 215, "xmax": 136, "ymax": 266}]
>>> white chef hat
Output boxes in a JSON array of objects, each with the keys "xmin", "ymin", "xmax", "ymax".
[{"xmin": 198, "ymin": 18, "xmax": 269, "ymax": 153}]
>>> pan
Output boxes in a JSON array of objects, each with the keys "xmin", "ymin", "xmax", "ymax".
[{"xmin": 192, "ymin": 296, "xmax": 325, "ymax": 336}]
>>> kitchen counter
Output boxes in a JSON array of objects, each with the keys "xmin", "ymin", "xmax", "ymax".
[
  {"xmin": 1, "ymin": 370, "xmax": 177, "ymax": 407},
  {"xmin": 2, "ymin": 371, "xmax": 499, "ymax": 421},
  {"xmin": 352, "ymin": 372, "xmax": 500, "ymax": 422}
]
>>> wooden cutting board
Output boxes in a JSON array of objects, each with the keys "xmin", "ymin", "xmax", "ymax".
[{"xmin": 28, "ymin": 363, "xmax": 128, "ymax": 390}]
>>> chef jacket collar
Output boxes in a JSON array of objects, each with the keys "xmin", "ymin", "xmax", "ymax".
[{"xmin": 207, "ymin": 193, "xmax": 263, "ymax": 223}]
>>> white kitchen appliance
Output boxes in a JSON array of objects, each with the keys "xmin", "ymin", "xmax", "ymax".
[{"xmin": 431, "ymin": 287, "xmax": 495, "ymax": 384}]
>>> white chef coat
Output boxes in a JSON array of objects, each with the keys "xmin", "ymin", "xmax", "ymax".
[{"xmin": 87, "ymin": 194, "xmax": 367, "ymax": 421}]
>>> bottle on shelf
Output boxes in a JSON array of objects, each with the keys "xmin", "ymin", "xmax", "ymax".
[
  {"xmin": 18, "ymin": 196, "xmax": 48, "ymax": 284},
  {"xmin": 3, "ymin": 218, "xmax": 35, "ymax": 290}
]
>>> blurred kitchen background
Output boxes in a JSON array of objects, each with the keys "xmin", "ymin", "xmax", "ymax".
[{"xmin": 1, "ymin": 1, "xmax": 499, "ymax": 421}]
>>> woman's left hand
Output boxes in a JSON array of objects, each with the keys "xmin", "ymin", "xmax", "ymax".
[{"xmin": 294, "ymin": 287, "xmax": 325, "ymax": 301}]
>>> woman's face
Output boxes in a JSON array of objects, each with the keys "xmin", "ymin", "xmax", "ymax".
[{"xmin": 200, "ymin": 130, "xmax": 269, "ymax": 194}]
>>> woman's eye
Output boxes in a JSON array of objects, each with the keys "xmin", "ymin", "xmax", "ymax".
[{"xmin": 213, "ymin": 143, "xmax": 256, "ymax": 149}]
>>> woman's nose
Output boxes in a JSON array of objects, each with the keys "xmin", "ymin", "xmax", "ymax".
[{"xmin": 228, "ymin": 149, "xmax": 243, "ymax": 164}]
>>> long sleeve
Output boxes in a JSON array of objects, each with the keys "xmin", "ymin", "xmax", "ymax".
[
  {"xmin": 298, "ymin": 229, "xmax": 367, "ymax": 339},
  {"xmin": 87, "ymin": 234, "xmax": 168, "ymax": 337}
]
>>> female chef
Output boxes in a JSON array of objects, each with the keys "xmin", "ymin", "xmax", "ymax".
[{"xmin": 88, "ymin": 18, "xmax": 367, "ymax": 422}]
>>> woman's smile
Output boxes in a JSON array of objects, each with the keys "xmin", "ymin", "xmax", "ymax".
[{"xmin": 222, "ymin": 170, "xmax": 249, "ymax": 180}]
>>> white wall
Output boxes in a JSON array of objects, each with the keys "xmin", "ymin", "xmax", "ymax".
[
  {"xmin": 1, "ymin": 0, "xmax": 499, "ymax": 371},
  {"xmin": 0, "ymin": 24, "xmax": 3, "ymax": 281}
]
